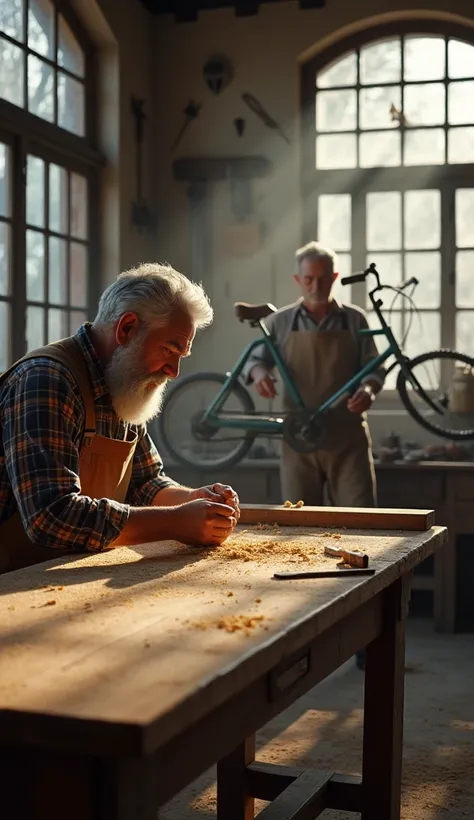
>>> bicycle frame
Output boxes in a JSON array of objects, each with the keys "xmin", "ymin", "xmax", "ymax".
[{"xmin": 201, "ymin": 290, "xmax": 413, "ymax": 436}]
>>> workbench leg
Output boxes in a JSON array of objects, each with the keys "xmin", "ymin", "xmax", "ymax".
[
  {"xmin": 361, "ymin": 578, "xmax": 409, "ymax": 820},
  {"xmin": 217, "ymin": 735, "xmax": 256, "ymax": 820}
]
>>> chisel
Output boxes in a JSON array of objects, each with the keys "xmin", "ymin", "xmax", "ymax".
[
  {"xmin": 274, "ymin": 568, "xmax": 375, "ymax": 580},
  {"xmin": 323, "ymin": 545, "xmax": 369, "ymax": 569}
]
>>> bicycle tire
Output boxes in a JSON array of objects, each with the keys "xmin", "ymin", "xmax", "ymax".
[
  {"xmin": 157, "ymin": 372, "xmax": 257, "ymax": 470},
  {"xmin": 396, "ymin": 349, "xmax": 474, "ymax": 440}
]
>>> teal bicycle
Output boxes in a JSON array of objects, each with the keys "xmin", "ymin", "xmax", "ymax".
[{"xmin": 157, "ymin": 263, "xmax": 474, "ymax": 469}]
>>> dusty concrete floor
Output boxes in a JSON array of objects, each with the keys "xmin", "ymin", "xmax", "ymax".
[{"xmin": 161, "ymin": 618, "xmax": 474, "ymax": 820}]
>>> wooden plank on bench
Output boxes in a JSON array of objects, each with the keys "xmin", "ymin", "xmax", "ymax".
[{"xmin": 240, "ymin": 504, "xmax": 435, "ymax": 531}]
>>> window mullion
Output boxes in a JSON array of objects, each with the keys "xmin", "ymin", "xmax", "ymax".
[{"xmin": 441, "ymin": 184, "xmax": 456, "ymax": 349}]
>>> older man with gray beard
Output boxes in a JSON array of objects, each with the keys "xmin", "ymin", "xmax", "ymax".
[{"xmin": 0, "ymin": 263, "xmax": 239, "ymax": 574}]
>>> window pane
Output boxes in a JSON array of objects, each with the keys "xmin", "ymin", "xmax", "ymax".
[
  {"xmin": 448, "ymin": 39, "xmax": 474, "ymax": 79},
  {"xmin": 70, "ymin": 242, "xmax": 87, "ymax": 307},
  {"xmin": 365, "ymin": 253, "xmax": 402, "ymax": 307},
  {"xmin": 455, "ymin": 189, "xmax": 474, "ymax": 248},
  {"xmin": 28, "ymin": 0, "xmax": 54, "ymax": 59},
  {"xmin": 456, "ymin": 250, "xmax": 474, "ymax": 308},
  {"xmin": 405, "ymin": 252, "xmax": 441, "ymax": 308},
  {"xmin": 456, "ymin": 312, "xmax": 474, "ymax": 354},
  {"xmin": 360, "ymin": 39, "xmax": 401, "ymax": 84},
  {"xmin": 58, "ymin": 14, "xmax": 85, "ymax": 77},
  {"xmin": 448, "ymin": 81, "xmax": 474, "ymax": 125},
  {"xmin": 316, "ymin": 52, "xmax": 357, "ymax": 88},
  {"xmin": 70, "ymin": 173, "xmax": 87, "ymax": 239},
  {"xmin": 359, "ymin": 86, "xmax": 401, "ymax": 130},
  {"xmin": 405, "ymin": 312, "xmax": 440, "ymax": 360},
  {"xmin": 0, "ymin": 221, "xmax": 11, "ymax": 296},
  {"xmin": 48, "ymin": 308, "xmax": 68, "ymax": 342},
  {"xmin": 49, "ymin": 164, "xmax": 68, "ymax": 234},
  {"xmin": 404, "ymin": 190, "xmax": 441, "ymax": 250},
  {"xmin": 69, "ymin": 309, "xmax": 87, "ymax": 335},
  {"xmin": 359, "ymin": 131, "xmax": 400, "ymax": 167},
  {"xmin": 367, "ymin": 192, "xmax": 401, "ymax": 251},
  {"xmin": 404, "ymin": 37, "xmax": 445, "ymax": 81},
  {"xmin": 0, "ymin": 0, "xmax": 24, "ymax": 40},
  {"xmin": 404, "ymin": 129, "xmax": 445, "ymax": 166},
  {"xmin": 404, "ymin": 83, "xmax": 445, "ymax": 126},
  {"xmin": 26, "ymin": 156, "xmax": 45, "ymax": 228},
  {"xmin": 0, "ymin": 142, "xmax": 11, "ymax": 217},
  {"xmin": 28, "ymin": 55, "xmax": 54, "ymax": 122},
  {"xmin": 58, "ymin": 73, "xmax": 85, "ymax": 136},
  {"xmin": 448, "ymin": 127, "xmax": 474, "ymax": 164},
  {"xmin": 0, "ymin": 38, "xmax": 24, "ymax": 106},
  {"xmin": 0, "ymin": 301, "xmax": 10, "ymax": 371},
  {"xmin": 26, "ymin": 305, "xmax": 44, "ymax": 350},
  {"xmin": 26, "ymin": 229, "xmax": 45, "ymax": 301},
  {"xmin": 49, "ymin": 236, "xmax": 68, "ymax": 304},
  {"xmin": 318, "ymin": 194, "xmax": 351, "ymax": 251},
  {"xmin": 316, "ymin": 134, "xmax": 356, "ymax": 169},
  {"xmin": 315, "ymin": 89, "xmax": 356, "ymax": 132}
]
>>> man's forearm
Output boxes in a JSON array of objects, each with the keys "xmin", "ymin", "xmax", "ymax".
[
  {"xmin": 152, "ymin": 485, "xmax": 193, "ymax": 506},
  {"xmin": 112, "ymin": 506, "xmax": 179, "ymax": 546},
  {"xmin": 363, "ymin": 377, "xmax": 383, "ymax": 397}
]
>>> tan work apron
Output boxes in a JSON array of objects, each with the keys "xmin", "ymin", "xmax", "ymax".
[
  {"xmin": 0, "ymin": 336, "xmax": 138, "ymax": 574},
  {"xmin": 280, "ymin": 315, "xmax": 376, "ymax": 508}
]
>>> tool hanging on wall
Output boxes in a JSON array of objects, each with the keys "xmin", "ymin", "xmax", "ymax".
[
  {"xmin": 203, "ymin": 55, "xmax": 233, "ymax": 95},
  {"xmin": 242, "ymin": 92, "xmax": 290, "ymax": 144},
  {"xmin": 234, "ymin": 117, "xmax": 246, "ymax": 137},
  {"xmin": 171, "ymin": 100, "xmax": 202, "ymax": 152},
  {"xmin": 131, "ymin": 96, "xmax": 155, "ymax": 233}
]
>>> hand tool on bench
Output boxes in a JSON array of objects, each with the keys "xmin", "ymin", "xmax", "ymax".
[
  {"xmin": 323, "ymin": 545, "xmax": 369, "ymax": 568},
  {"xmin": 273, "ymin": 568, "xmax": 376, "ymax": 580}
]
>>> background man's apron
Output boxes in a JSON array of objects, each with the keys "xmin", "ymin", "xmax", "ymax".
[
  {"xmin": 0, "ymin": 337, "xmax": 137, "ymax": 574},
  {"xmin": 280, "ymin": 313, "xmax": 376, "ymax": 507}
]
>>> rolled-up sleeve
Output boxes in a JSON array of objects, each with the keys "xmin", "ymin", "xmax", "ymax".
[
  {"xmin": 125, "ymin": 430, "xmax": 177, "ymax": 507},
  {"xmin": 2, "ymin": 362, "xmax": 130, "ymax": 552}
]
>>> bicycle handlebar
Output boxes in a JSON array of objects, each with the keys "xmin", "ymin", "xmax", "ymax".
[
  {"xmin": 341, "ymin": 264, "xmax": 419, "ymax": 292},
  {"xmin": 340, "ymin": 272, "xmax": 366, "ymax": 285}
]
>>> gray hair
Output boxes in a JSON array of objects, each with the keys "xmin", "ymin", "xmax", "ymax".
[
  {"xmin": 295, "ymin": 241, "xmax": 337, "ymax": 275},
  {"xmin": 94, "ymin": 262, "xmax": 214, "ymax": 329}
]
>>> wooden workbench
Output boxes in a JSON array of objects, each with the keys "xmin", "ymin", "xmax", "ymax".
[
  {"xmin": 0, "ymin": 511, "xmax": 446, "ymax": 820},
  {"xmin": 165, "ymin": 459, "xmax": 474, "ymax": 632}
]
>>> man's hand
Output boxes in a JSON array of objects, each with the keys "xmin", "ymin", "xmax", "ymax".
[
  {"xmin": 347, "ymin": 386, "xmax": 374, "ymax": 414},
  {"xmin": 250, "ymin": 365, "xmax": 277, "ymax": 399},
  {"xmin": 190, "ymin": 483, "xmax": 240, "ymax": 521},
  {"xmin": 169, "ymin": 498, "xmax": 237, "ymax": 546}
]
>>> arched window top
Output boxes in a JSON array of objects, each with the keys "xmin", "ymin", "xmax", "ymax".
[
  {"xmin": 0, "ymin": 0, "xmax": 89, "ymax": 137},
  {"xmin": 312, "ymin": 35, "xmax": 474, "ymax": 169}
]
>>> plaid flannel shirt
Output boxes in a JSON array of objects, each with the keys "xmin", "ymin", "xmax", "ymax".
[{"xmin": 0, "ymin": 323, "xmax": 176, "ymax": 552}]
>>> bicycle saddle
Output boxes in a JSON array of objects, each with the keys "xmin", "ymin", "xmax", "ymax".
[{"xmin": 234, "ymin": 302, "xmax": 277, "ymax": 322}]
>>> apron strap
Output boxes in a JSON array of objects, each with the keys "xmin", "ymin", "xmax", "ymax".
[{"xmin": 0, "ymin": 337, "xmax": 96, "ymax": 448}]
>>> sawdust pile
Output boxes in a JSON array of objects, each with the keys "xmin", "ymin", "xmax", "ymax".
[
  {"xmin": 189, "ymin": 614, "xmax": 268, "ymax": 636},
  {"xmin": 203, "ymin": 526, "xmax": 342, "ymax": 564}
]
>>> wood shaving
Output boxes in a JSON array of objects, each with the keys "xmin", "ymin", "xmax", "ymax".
[
  {"xmin": 190, "ymin": 614, "xmax": 268, "ymax": 636},
  {"xmin": 283, "ymin": 500, "xmax": 304, "ymax": 508}
]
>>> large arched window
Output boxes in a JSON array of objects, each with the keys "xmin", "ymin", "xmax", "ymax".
[
  {"xmin": 0, "ymin": 0, "xmax": 102, "ymax": 371},
  {"xmin": 301, "ymin": 27, "xmax": 474, "ymax": 388}
]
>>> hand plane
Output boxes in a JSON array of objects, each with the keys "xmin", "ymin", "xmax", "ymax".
[{"xmin": 323, "ymin": 545, "xmax": 369, "ymax": 569}]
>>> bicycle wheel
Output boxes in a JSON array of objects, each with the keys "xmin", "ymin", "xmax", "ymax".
[
  {"xmin": 396, "ymin": 349, "xmax": 474, "ymax": 440},
  {"xmin": 157, "ymin": 372, "xmax": 257, "ymax": 469}
]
